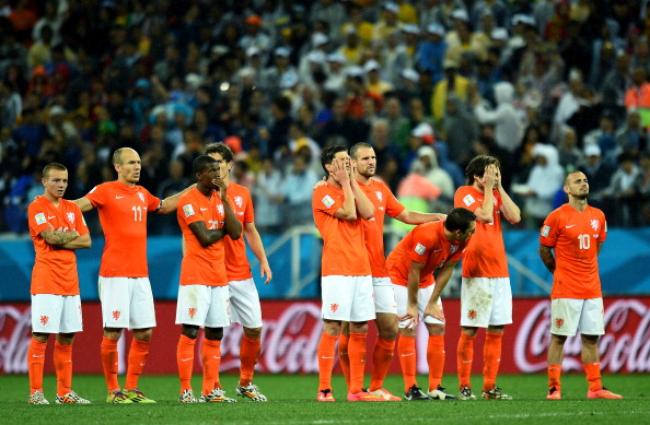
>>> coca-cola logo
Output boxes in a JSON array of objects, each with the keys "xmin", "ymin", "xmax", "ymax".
[
  {"xmin": 515, "ymin": 300, "xmax": 650, "ymax": 373},
  {"xmin": 0, "ymin": 306, "xmax": 32, "ymax": 373}
]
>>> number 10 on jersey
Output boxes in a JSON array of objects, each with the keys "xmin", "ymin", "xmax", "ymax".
[{"xmin": 578, "ymin": 234, "xmax": 590, "ymax": 250}]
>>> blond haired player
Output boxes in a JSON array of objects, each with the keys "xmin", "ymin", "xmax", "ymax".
[
  {"xmin": 539, "ymin": 171, "xmax": 622, "ymax": 400},
  {"xmin": 74, "ymin": 147, "xmax": 189, "ymax": 403},
  {"xmin": 27, "ymin": 163, "xmax": 91, "ymax": 404}
]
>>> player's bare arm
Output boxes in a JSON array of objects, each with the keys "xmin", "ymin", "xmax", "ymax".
[
  {"xmin": 405, "ymin": 261, "xmax": 424, "ymax": 326},
  {"xmin": 244, "ymin": 222, "xmax": 273, "ymax": 284},
  {"xmin": 72, "ymin": 197, "xmax": 94, "ymax": 213},
  {"xmin": 539, "ymin": 245, "xmax": 556, "ymax": 273},
  {"xmin": 188, "ymin": 221, "xmax": 227, "ymax": 247},
  {"xmin": 424, "ymin": 261, "xmax": 457, "ymax": 322},
  {"xmin": 473, "ymin": 165, "xmax": 497, "ymax": 223},
  {"xmin": 350, "ymin": 163, "xmax": 374, "ymax": 219},
  {"xmin": 60, "ymin": 232, "xmax": 91, "ymax": 249},
  {"xmin": 331, "ymin": 159, "xmax": 357, "ymax": 221},
  {"xmin": 396, "ymin": 210, "xmax": 446, "ymax": 225},
  {"xmin": 40, "ymin": 220, "xmax": 81, "ymax": 246},
  {"xmin": 219, "ymin": 184, "xmax": 243, "ymax": 239},
  {"xmin": 495, "ymin": 166, "xmax": 521, "ymax": 224},
  {"xmin": 157, "ymin": 183, "xmax": 197, "ymax": 214}
]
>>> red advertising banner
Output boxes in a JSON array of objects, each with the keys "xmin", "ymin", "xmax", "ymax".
[{"xmin": 1, "ymin": 298, "xmax": 649, "ymax": 375}]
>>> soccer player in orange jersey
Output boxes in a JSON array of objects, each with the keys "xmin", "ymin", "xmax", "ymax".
[
  {"xmin": 539, "ymin": 171, "xmax": 622, "ymax": 400},
  {"xmin": 205, "ymin": 143, "xmax": 272, "ymax": 402},
  {"xmin": 453, "ymin": 155, "xmax": 521, "ymax": 400},
  {"xmin": 336, "ymin": 142, "xmax": 446, "ymax": 401},
  {"xmin": 175, "ymin": 155, "xmax": 242, "ymax": 403},
  {"xmin": 74, "ymin": 147, "xmax": 189, "ymax": 403},
  {"xmin": 313, "ymin": 145, "xmax": 382, "ymax": 402},
  {"xmin": 26, "ymin": 163, "xmax": 92, "ymax": 405},
  {"xmin": 386, "ymin": 208, "xmax": 476, "ymax": 401}
]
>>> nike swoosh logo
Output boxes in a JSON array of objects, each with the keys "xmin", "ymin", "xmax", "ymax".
[
  {"xmin": 180, "ymin": 357, "xmax": 193, "ymax": 362},
  {"xmin": 200, "ymin": 208, "xmax": 208, "ymax": 211},
  {"xmin": 565, "ymin": 224, "xmax": 576, "ymax": 228},
  {"xmin": 400, "ymin": 353, "xmax": 415, "ymax": 357},
  {"xmin": 115, "ymin": 195, "xmax": 124, "ymax": 199},
  {"xmin": 320, "ymin": 356, "xmax": 335, "ymax": 359},
  {"xmin": 48, "ymin": 216, "xmax": 56, "ymax": 220},
  {"xmin": 32, "ymin": 354, "xmax": 45, "ymax": 358}
]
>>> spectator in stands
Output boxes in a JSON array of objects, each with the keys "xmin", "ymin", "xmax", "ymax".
[
  {"xmin": 280, "ymin": 153, "xmax": 318, "ymax": 226},
  {"xmin": 472, "ymin": 81, "xmax": 524, "ymax": 154},
  {"xmin": 606, "ymin": 152, "xmax": 640, "ymax": 227},
  {"xmin": 579, "ymin": 144, "xmax": 614, "ymax": 211},
  {"xmin": 521, "ymin": 144, "xmax": 565, "ymax": 228}
]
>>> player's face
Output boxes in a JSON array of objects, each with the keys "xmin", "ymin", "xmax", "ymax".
[
  {"xmin": 116, "ymin": 149, "xmax": 141, "ymax": 184},
  {"xmin": 198, "ymin": 163, "xmax": 220, "ymax": 189},
  {"xmin": 564, "ymin": 172, "xmax": 589, "ymax": 200},
  {"xmin": 207, "ymin": 152, "xmax": 231, "ymax": 181},
  {"xmin": 333, "ymin": 151, "xmax": 351, "ymax": 172},
  {"xmin": 456, "ymin": 220, "xmax": 476, "ymax": 242},
  {"xmin": 352, "ymin": 147, "xmax": 376, "ymax": 177},
  {"xmin": 42, "ymin": 169, "xmax": 68, "ymax": 200}
]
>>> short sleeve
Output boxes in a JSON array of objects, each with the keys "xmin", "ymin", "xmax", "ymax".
[
  {"xmin": 540, "ymin": 211, "xmax": 560, "ymax": 247},
  {"xmin": 178, "ymin": 196, "xmax": 203, "ymax": 227},
  {"xmin": 72, "ymin": 204, "xmax": 89, "ymax": 236},
  {"xmin": 143, "ymin": 187, "xmax": 162, "ymax": 212},
  {"xmin": 383, "ymin": 183, "xmax": 405, "ymax": 218},
  {"xmin": 244, "ymin": 189, "xmax": 255, "ymax": 223},
  {"xmin": 448, "ymin": 245, "xmax": 465, "ymax": 264},
  {"xmin": 27, "ymin": 201, "xmax": 49, "ymax": 235},
  {"xmin": 454, "ymin": 187, "xmax": 480, "ymax": 213},
  {"xmin": 85, "ymin": 183, "xmax": 106, "ymax": 207},
  {"xmin": 312, "ymin": 185, "xmax": 341, "ymax": 217},
  {"xmin": 406, "ymin": 226, "xmax": 433, "ymax": 264},
  {"xmin": 599, "ymin": 212, "xmax": 607, "ymax": 243}
]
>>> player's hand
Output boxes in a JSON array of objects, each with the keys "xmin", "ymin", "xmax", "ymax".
[
  {"xmin": 401, "ymin": 304, "xmax": 419, "ymax": 329},
  {"xmin": 482, "ymin": 165, "xmax": 497, "ymax": 189},
  {"xmin": 424, "ymin": 302, "xmax": 445, "ymax": 323},
  {"xmin": 214, "ymin": 176, "xmax": 227, "ymax": 197},
  {"xmin": 260, "ymin": 261, "xmax": 272, "ymax": 284},
  {"xmin": 494, "ymin": 166, "xmax": 503, "ymax": 189},
  {"xmin": 330, "ymin": 158, "xmax": 349, "ymax": 184}
]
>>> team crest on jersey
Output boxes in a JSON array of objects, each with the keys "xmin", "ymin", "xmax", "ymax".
[
  {"xmin": 468, "ymin": 310, "xmax": 477, "ymax": 320},
  {"xmin": 555, "ymin": 318, "xmax": 564, "ymax": 329},
  {"xmin": 40, "ymin": 315, "xmax": 49, "ymax": 326},
  {"xmin": 321, "ymin": 194, "xmax": 335, "ymax": 208},
  {"xmin": 541, "ymin": 225, "xmax": 551, "ymax": 237},
  {"xmin": 66, "ymin": 212, "xmax": 75, "ymax": 224},
  {"xmin": 590, "ymin": 219, "xmax": 599, "ymax": 231},
  {"xmin": 217, "ymin": 204, "xmax": 224, "ymax": 216},
  {"xmin": 375, "ymin": 191, "xmax": 383, "ymax": 202},
  {"xmin": 112, "ymin": 310, "xmax": 121, "ymax": 320},
  {"xmin": 188, "ymin": 307, "xmax": 197, "ymax": 318},
  {"xmin": 330, "ymin": 303, "xmax": 339, "ymax": 313},
  {"xmin": 183, "ymin": 204, "xmax": 195, "ymax": 217},
  {"xmin": 414, "ymin": 242, "xmax": 426, "ymax": 256},
  {"xmin": 34, "ymin": 212, "xmax": 46, "ymax": 225},
  {"xmin": 234, "ymin": 196, "xmax": 243, "ymax": 208},
  {"xmin": 463, "ymin": 194, "xmax": 475, "ymax": 207},
  {"xmin": 450, "ymin": 245, "xmax": 458, "ymax": 254},
  {"xmin": 137, "ymin": 192, "xmax": 145, "ymax": 202}
]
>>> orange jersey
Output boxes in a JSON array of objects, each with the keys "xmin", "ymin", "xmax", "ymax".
[
  {"xmin": 177, "ymin": 187, "xmax": 228, "ymax": 286},
  {"xmin": 312, "ymin": 182, "xmax": 371, "ymax": 276},
  {"xmin": 28, "ymin": 196, "xmax": 89, "ymax": 295},
  {"xmin": 85, "ymin": 181, "xmax": 160, "ymax": 277},
  {"xmin": 223, "ymin": 183, "xmax": 255, "ymax": 281},
  {"xmin": 454, "ymin": 185, "xmax": 508, "ymax": 278},
  {"xmin": 540, "ymin": 204, "xmax": 607, "ymax": 299},
  {"xmin": 358, "ymin": 178, "xmax": 405, "ymax": 277},
  {"xmin": 386, "ymin": 221, "xmax": 465, "ymax": 288}
]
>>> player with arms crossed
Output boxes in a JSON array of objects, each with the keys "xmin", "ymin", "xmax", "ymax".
[
  {"xmin": 27, "ymin": 163, "xmax": 92, "ymax": 405},
  {"xmin": 175, "ymin": 155, "xmax": 242, "ymax": 403},
  {"xmin": 205, "ymin": 143, "xmax": 272, "ymax": 401},
  {"xmin": 453, "ymin": 155, "xmax": 521, "ymax": 400},
  {"xmin": 313, "ymin": 145, "xmax": 381, "ymax": 402},
  {"xmin": 539, "ymin": 171, "xmax": 622, "ymax": 400},
  {"xmin": 337, "ymin": 142, "xmax": 445, "ymax": 401},
  {"xmin": 387, "ymin": 208, "xmax": 476, "ymax": 401},
  {"xmin": 74, "ymin": 147, "xmax": 188, "ymax": 403}
]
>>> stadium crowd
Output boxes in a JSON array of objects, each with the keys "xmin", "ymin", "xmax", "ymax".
[{"xmin": 2, "ymin": 0, "xmax": 650, "ymax": 234}]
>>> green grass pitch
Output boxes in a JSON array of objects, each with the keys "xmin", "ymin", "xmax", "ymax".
[{"xmin": 2, "ymin": 373, "xmax": 648, "ymax": 425}]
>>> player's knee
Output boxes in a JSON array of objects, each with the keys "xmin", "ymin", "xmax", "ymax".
[
  {"xmin": 427, "ymin": 324, "xmax": 445, "ymax": 336},
  {"xmin": 378, "ymin": 327, "xmax": 398, "ymax": 340},
  {"xmin": 32, "ymin": 332, "xmax": 49, "ymax": 343},
  {"xmin": 243, "ymin": 327, "xmax": 262, "ymax": 339},
  {"xmin": 205, "ymin": 327, "xmax": 223, "ymax": 341},
  {"xmin": 398, "ymin": 327, "xmax": 416, "ymax": 337},
  {"xmin": 323, "ymin": 320, "xmax": 341, "ymax": 336},
  {"xmin": 56, "ymin": 333, "xmax": 75, "ymax": 345},
  {"xmin": 103, "ymin": 328, "xmax": 122, "ymax": 340},
  {"xmin": 461, "ymin": 326, "xmax": 478, "ymax": 337},
  {"xmin": 551, "ymin": 333, "xmax": 567, "ymax": 344},
  {"xmin": 487, "ymin": 325, "xmax": 504, "ymax": 334},
  {"xmin": 182, "ymin": 325, "xmax": 199, "ymax": 339},
  {"xmin": 581, "ymin": 334, "xmax": 599, "ymax": 345},
  {"xmin": 133, "ymin": 328, "xmax": 153, "ymax": 342},
  {"xmin": 349, "ymin": 321, "xmax": 368, "ymax": 333}
]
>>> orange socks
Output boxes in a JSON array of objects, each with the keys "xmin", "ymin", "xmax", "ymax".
[
  {"xmin": 583, "ymin": 362, "xmax": 602, "ymax": 392},
  {"xmin": 201, "ymin": 339, "xmax": 221, "ymax": 395},
  {"xmin": 239, "ymin": 335, "xmax": 261, "ymax": 387},
  {"xmin": 337, "ymin": 334, "xmax": 350, "ymax": 387},
  {"xmin": 427, "ymin": 334, "xmax": 445, "ymax": 391},
  {"xmin": 482, "ymin": 331, "xmax": 503, "ymax": 391},
  {"xmin": 125, "ymin": 339, "xmax": 150, "ymax": 390},
  {"xmin": 100, "ymin": 336, "xmax": 119, "ymax": 392},
  {"xmin": 318, "ymin": 332, "xmax": 338, "ymax": 391},
  {"xmin": 347, "ymin": 332, "xmax": 367, "ymax": 394},
  {"xmin": 397, "ymin": 335, "xmax": 417, "ymax": 392},
  {"xmin": 457, "ymin": 332, "xmax": 475, "ymax": 389},
  {"xmin": 548, "ymin": 363, "xmax": 562, "ymax": 390},
  {"xmin": 369, "ymin": 337, "xmax": 395, "ymax": 391},
  {"xmin": 177, "ymin": 334, "xmax": 196, "ymax": 392},
  {"xmin": 27, "ymin": 338, "xmax": 47, "ymax": 394},
  {"xmin": 53, "ymin": 341, "xmax": 73, "ymax": 396}
]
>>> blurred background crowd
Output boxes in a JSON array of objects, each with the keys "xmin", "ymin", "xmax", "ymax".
[{"xmin": 2, "ymin": 0, "xmax": 650, "ymax": 236}]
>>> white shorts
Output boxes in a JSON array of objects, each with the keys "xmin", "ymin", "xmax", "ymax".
[
  {"xmin": 31, "ymin": 294, "xmax": 82, "ymax": 334},
  {"xmin": 98, "ymin": 276, "xmax": 156, "ymax": 329},
  {"xmin": 460, "ymin": 277, "xmax": 512, "ymax": 328},
  {"xmin": 176, "ymin": 284, "xmax": 231, "ymax": 328},
  {"xmin": 394, "ymin": 284, "xmax": 444, "ymax": 328},
  {"xmin": 372, "ymin": 277, "xmax": 397, "ymax": 315},
  {"xmin": 321, "ymin": 275, "xmax": 375, "ymax": 322},
  {"xmin": 228, "ymin": 278, "xmax": 263, "ymax": 329},
  {"xmin": 550, "ymin": 298, "xmax": 604, "ymax": 336}
]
